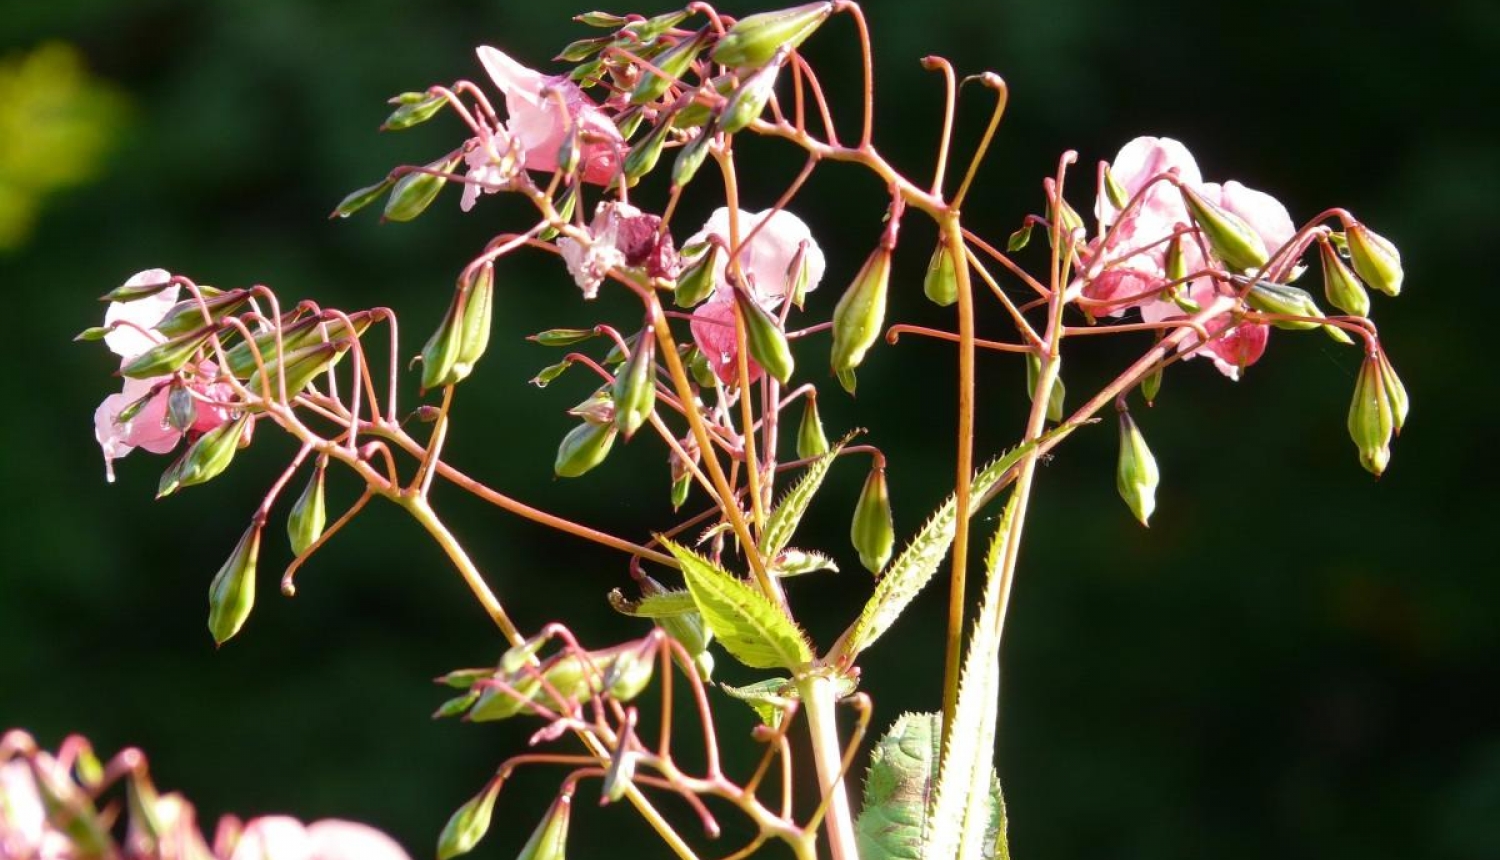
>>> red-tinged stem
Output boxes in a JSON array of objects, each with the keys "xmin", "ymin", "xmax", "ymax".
[{"xmin": 886, "ymin": 323, "xmax": 1031, "ymax": 353}]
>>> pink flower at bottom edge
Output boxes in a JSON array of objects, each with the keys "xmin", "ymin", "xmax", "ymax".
[{"xmin": 227, "ymin": 815, "xmax": 411, "ymax": 860}]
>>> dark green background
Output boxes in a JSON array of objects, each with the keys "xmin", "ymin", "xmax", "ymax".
[{"xmin": 3, "ymin": 1, "xmax": 1495, "ymax": 858}]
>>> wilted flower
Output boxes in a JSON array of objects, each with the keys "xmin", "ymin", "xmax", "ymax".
[
  {"xmin": 459, "ymin": 125, "xmax": 519, "ymax": 212},
  {"xmin": 94, "ymin": 269, "xmax": 237, "ymax": 482},
  {"xmin": 476, "ymin": 46, "xmax": 624, "ymax": 186},
  {"xmin": 557, "ymin": 201, "xmax": 678, "ymax": 298}
]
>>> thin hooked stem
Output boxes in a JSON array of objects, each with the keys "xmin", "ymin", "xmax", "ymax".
[
  {"xmin": 923, "ymin": 55, "xmax": 958, "ymax": 196},
  {"xmin": 951, "ymin": 73, "xmax": 1008, "ymax": 210}
]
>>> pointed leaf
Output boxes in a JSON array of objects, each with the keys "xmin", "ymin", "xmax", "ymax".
[
  {"xmin": 658, "ymin": 537, "xmax": 812, "ymax": 671},
  {"xmin": 719, "ymin": 677, "xmax": 794, "ymax": 728},
  {"xmin": 761, "ymin": 434, "xmax": 852, "ymax": 559}
]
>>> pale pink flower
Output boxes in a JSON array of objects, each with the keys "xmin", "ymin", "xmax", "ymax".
[
  {"xmin": 557, "ymin": 201, "xmax": 678, "ymax": 299},
  {"xmin": 95, "ymin": 269, "xmax": 236, "ymax": 481},
  {"xmin": 226, "ymin": 815, "xmax": 411, "ymax": 860},
  {"xmin": 684, "ymin": 207, "xmax": 826, "ymax": 308},
  {"xmin": 459, "ymin": 125, "xmax": 519, "ymax": 212},
  {"xmin": 477, "ymin": 46, "xmax": 623, "ymax": 185}
]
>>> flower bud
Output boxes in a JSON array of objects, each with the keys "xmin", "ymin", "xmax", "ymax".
[
  {"xmin": 246, "ymin": 340, "xmax": 345, "ymax": 399},
  {"xmin": 671, "ymin": 129, "xmax": 712, "ymax": 189},
  {"xmin": 1376, "ymin": 348, "xmax": 1409, "ymax": 435},
  {"xmin": 1347, "ymin": 352, "xmax": 1394, "ymax": 476},
  {"xmin": 718, "ymin": 59, "xmax": 780, "ymax": 134},
  {"xmin": 1025, "ymin": 353, "xmax": 1065, "ymax": 423},
  {"xmin": 670, "ymin": 472, "xmax": 691, "ymax": 510},
  {"xmin": 100, "ymin": 271, "xmax": 175, "ymax": 303},
  {"xmin": 830, "ymin": 245, "xmax": 891, "ymax": 377},
  {"xmin": 74, "ymin": 325, "xmax": 111, "ymax": 342},
  {"xmin": 1345, "ymin": 222, "xmax": 1403, "ymax": 297},
  {"xmin": 1007, "ymin": 221, "xmax": 1034, "ymax": 252},
  {"xmin": 797, "ymin": 395, "xmax": 829, "ymax": 459},
  {"xmin": 531, "ymin": 359, "xmax": 574, "ymax": 388},
  {"xmin": 922, "ymin": 241, "xmax": 959, "ymax": 307},
  {"xmin": 515, "ymin": 796, "xmax": 571, "ymax": 860},
  {"xmin": 555, "ymin": 421, "xmax": 618, "ymax": 477},
  {"xmin": 630, "ymin": 32, "xmax": 709, "ymax": 105},
  {"xmin": 1103, "ymin": 166, "xmax": 1130, "ymax": 210},
  {"xmin": 154, "ymin": 290, "xmax": 251, "ymax": 339},
  {"xmin": 158, "ymin": 414, "xmax": 250, "ymax": 498},
  {"xmin": 330, "ymin": 177, "xmax": 397, "ymax": 219},
  {"xmin": 1180, "ymin": 184, "xmax": 1269, "ymax": 272},
  {"xmin": 569, "ymin": 388, "xmax": 616, "ymax": 426},
  {"xmin": 383, "ymin": 155, "xmax": 460, "ymax": 222},
  {"xmin": 530, "ymin": 327, "xmax": 598, "ymax": 347},
  {"xmin": 1140, "ymin": 362, "xmax": 1163, "ymax": 406},
  {"xmin": 224, "ymin": 312, "xmax": 373, "ymax": 380},
  {"xmin": 1116, "ymin": 409, "xmax": 1160, "ymax": 527},
  {"xmin": 287, "ymin": 462, "xmax": 327, "ymax": 556},
  {"xmin": 469, "ymin": 675, "xmax": 543, "ymax": 721},
  {"xmin": 382, "ymin": 92, "xmax": 447, "ymax": 131},
  {"xmin": 1318, "ymin": 239, "xmax": 1370, "ymax": 317},
  {"xmin": 687, "ymin": 346, "xmax": 718, "ymax": 388},
  {"xmin": 436, "ymin": 780, "xmax": 500, "ymax": 860},
  {"xmin": 851, "ymin": 464, "xmax": 895, "ymax": 574},
  {"xmin": 733, "ymin": 287, "xmax": 795, "ymax": 383},
  {"xmin": 674, "ymin": 243, "xmax": 721, "ymax": 307},
  {"xmin": 120, "ymin": 330, "xmax": 214, "ymax": 379},
  {"xmin": 710, "ymin": 2, "xmax": 833, "ymax": 69},
  {"xmin": 1246, "ymin": 282, "xmax": 1326, "ymax": 331},
  {"xmin": 557, "ymin": 35, "xmax": 610, "ymax": 63},
  {"xmin": 612, "ymin": 330, "xmax": 657, "ymax": 439},
  {"xmin": 622, "ymin": 112, "xmax": 674, "ymax": 184},
  {"xmin": 207, "ymin": 524, "xmax": 260, "ymax": 646}
]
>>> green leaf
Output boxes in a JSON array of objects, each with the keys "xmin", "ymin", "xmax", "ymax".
[
  {"xmin": 719, "ymin": 677, "xmax": 794, "ymax": 728},
  {"xmin": 924, "ymin": 496, "xmax": 1017, "ymax": 860},
  {"xmin": 607, "ymin": 588, "xmax": 699, "ymax": 618},
  {"xmin": 856, "ymin": 712, "xmax": 942, "ymax": 860},
  {"xmin": 658, "ymin": 537, "xmax": 812, "ymax": 671},
  {"xmin": 833, "ymin": 427, "xmax": 1072, "ymax": 662},
  {"xmin": 761, "ymin": 434, "xmax": 852, "ymax": 559}
]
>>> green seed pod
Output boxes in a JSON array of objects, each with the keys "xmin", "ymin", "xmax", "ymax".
[
  {"xmin": 224, "ymin": 312, "xmax": 373, "ymax": 380},
  {"xmin": 515, "ymin": 796, "xmax": 571, "ymax": 860},
  {"xmin": 835, "ymin": 367, "xmax": 857, "ymax": 395},
  {"xmin": 671, "ymin": 129, "xmax": 713, "ymax": 189},
  {"xmin": 1006, "ymin": 221, "xmax": 1034, "ymax": 252},
  {"xmin": 530, "ymin": 327, "xmax": 597, "ymax": 347},
  {"xmin": 922, "ymin": 241, "xmax": 959, "ymax": 307},
  {"xmin": 539, "ymin": 184, "xmax": 578, "ymax": 241},
  {"xmin": 556, "ymin": 36, "xmax": 610, "ymax": 63},
  {"xmin": 612, "ymin": 329, "xmax": 657, "ymax": 439},
  {"xmin": 120, "ymin": 330, "xmax": 214, "ymax": 379},
  {"xmin": 674, "ymin": 75, "xmax": 736, "ymax": 130},
  {"xmin": 74, "ymin": 325, "xmax": 110, "ymax": 342},
  {"xmin": 158, "ymin": 414, "xmax": 251, "ymax": 498},
  {"xmin": 686, "ymin": 346, "xmax": 717, "ymax": 388},
  {"xmin": 710, "ymin": 2, "xmax": 834, "ymax": 69},
  {"xmin": 100, "ymin": 272, "xmax": 175, "ymax": 303},
  {"xmin": 851, "ymin": 464, "xmax": 895, "ymax": 574},
  {"xmin": 623, "ymin": 111, "xmax": 675, "ymax": 184},
  {"xmin": 420, "ymin": 306, "xmax": 463, "ymax": 392},
  {"xmin": 287, "ymin": 461, "xmax": 327, "ymax": 556},
  {"xmin": 247, "ymin": 340, "xmax": 345, "ymax": 400},
  {"xmin": 555, "ymin": 421, "xmax": 618, "ymax": 477},
  {"xmin": 602, "ymin": 647, "xmax": 655, "ymax": 701},
  {"xmin": 675, "ymin": 244, "xmax": 721, "ymax": 308},
  {"xmin": 383, "ymin": 155, "xmax": 459, "ymax": 222},
  {"xmin": 165, "ymin": 384, "xmax": 197, "ymax": 434},
  {"xmin": 451, "ymin": 263, "xmax": 496, "ymax": 383},
  {"xmin": 1246, "ymin": 282, "xmax": 1327, "ymax": 331},
  {"xmin": 1345, "ymin": 222, "xmax": 1403, "ymax": 297},
  {"xmin": 468, "ymin": 674, "xmax": 543, "ymax": 721},
  {"xmin": 207, "ymin": 524, "xmax": 261, "ymax": 646},
  {"xmin": 733, "ymin": 288, "xmax": 795, "ymax": 383},
  {"xmin": 1116, "ymin": 409, "xmax": 1160, "ymax": 527},
  {"xmin": 830, "ymin": 246, "xmax": 891, "ymax": 377},
  {"xmin": 436, "ymin": 780, "xmax": 500, "ymax": 860},
  {"xmin": 1318, "ymin": 239, "xmax": 1370, "ymax": 317},
  {"xmin": 1347, "ymin": 352, "xmax": 1394, "ymax": 476},
  {"xmin": 797, "ymin": 395, "xmax": 829, "ymax": 459},
  {"xmin": 568, "ymin": 388, "xmax": 615, "ymax": 426},
  {"xmin": 602, "ymin": 745, "xmax": 638, "ymax": 805},
  {"xmin": 641, "ymin": 575, "xmax": 713, "ymax": 657},
  {"xmin": 1103, "ymin": 165, "xmax": 1130, "ymax": 210},
  {"xmin": 531, "ymin": 358, "xmax": 573, "ymax": 388},
  {"xmin": 382, "ymin": 92, "xmax": 447, "ymax": 131},
  {"xmin": 1024, "ymin": 353, "xmax": 1065, "ymax": 423},
  {"xmin": 718, "ymin": 60, "xmax": 780, "ymax": 134},
  {"xmin": 1180, "ymin": 184, "xmax": 1269, "ymax": 272},
  {"xmin": 1140, "ymin": 361, "xmax": 1163, "ymax": 405},
  {"xmin": 670, "ymin": 472, "xmax": 691, "ymax": 510},
  {"xmin": 1376, "ymin": 348, "xmax": 1409, "ymax": 435},
  {"xmin": 330, "ymin": 177, "xmax": 397, "ymax": 219},
  {"xmin": 154, "ymin": 290, "xmax": 251, "ymax": 339},
  {"xmin": 631, "ymin": 31, "xmax": 709, "ymax": 105}
]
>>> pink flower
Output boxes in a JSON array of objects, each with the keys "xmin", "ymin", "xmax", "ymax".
[
  {"xmin": 1080, "ymin": 138, "xmax": 1299, "ymax": 379},
  {"xmin": 459, "ymin": 125, "xmax": 519, "ymax": 212},
  {"xmin": 226, "ymin": 815, "xmax": 411, "ymax": 860},
  {"xmin": 685, "ymin": 207, "xmax": 825, "ymax": 386},
  {"xmin": 558, "ymin": 202, "xmax": 678, "ymax": 298},
  {"xmin": 1, "ymin": 760, "xmax": 70, "ymax": 860},
  {"xmin": 477, "ymin": 46, "xmax": 623, "ymax": 186},
  {"xmin": 94, "ymin": 269, "xmax": 235, "ymax": 482}
]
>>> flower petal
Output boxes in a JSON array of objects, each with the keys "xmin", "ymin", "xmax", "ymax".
[
  {"xmin": 103, "ymin": 271, "xmax": 180, "ymax": 360},
  {"xmin": 690, "ymin": 297, "xmax": 763, "ymax": 385},
  {"xmin": 306, "ymin": 819, "xmax": 413, "ymax": 860}
]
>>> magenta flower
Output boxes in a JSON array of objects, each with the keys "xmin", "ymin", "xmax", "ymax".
[
  {"xmin": 685, "ymin": 208, "xmax": 825, "ymax": 386},
  {"xmin": 224, "ymin": 815, "xmax": 412, "ymax": 860},
  {"xmin": 476, "ymin": 46, "xmax": 624, "ymax": 186},
  {"xmin": 94, "ymin": 269, "xmax": 235, "ymax": 482}
]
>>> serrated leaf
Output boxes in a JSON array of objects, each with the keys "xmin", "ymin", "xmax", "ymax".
[
  {"xmin": 719, "ymin": 677, "xmax": 794, "ymax": 728},
  {"xmin": 834, "ymin": 427, "xmax": 1070, "ymax": 662},
  {"xmin": 608, "ymin": 588, "xmax": 699, "ymax": 618},
  {"xmin": 761, "ymin": 434, "xmax": 853, "ymax": 559},
  {"xmin": 924, "ymin": 497, "xmax": 1017, "ymax": 860},
  {"xmin": 769, "ymin": 548, "xmax": 839, "ymax": 577},
  {"xmin": 856, "ymin": 712, "xmax": 942, "ymax": 860},
  {"xmin": 658, "ymin": 537, "xmax": 812, "ymax": 671}
]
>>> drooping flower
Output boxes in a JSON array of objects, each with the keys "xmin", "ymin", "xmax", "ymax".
[
  {"xmin": 94, "ymin": 269, "xmax": 236, "ymax": 482},
  {"xmin": 476, "ymin": 46, "xmax": 624, "ymax": 186},
  {"xmin": 557, "ymin": 202, "xmax": 678, "ymax": 299},
  {"xmin": 685, "ymin": 207, "xmax": 825, "ymax": 386}
]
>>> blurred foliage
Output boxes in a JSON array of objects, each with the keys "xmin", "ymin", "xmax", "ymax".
[
  {"xmin": 0, "ymin": 42, "xmax": 127, "ymax": 249},
  {"xmin": 1, "ymin": 1, "xmax": 1497, "ymax": 860}
]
